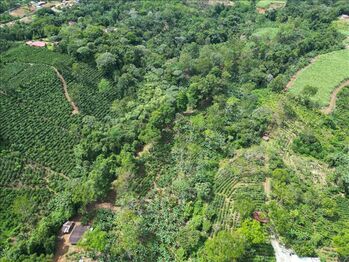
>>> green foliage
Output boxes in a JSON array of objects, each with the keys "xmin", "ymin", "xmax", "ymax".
[
  {"xmin": 200, "ymin": 231, "xmax": 247, "ymax": 262},
  {"xmin": 333, "ymin": 224, "xmax": 349, "ymax": 257},
  {"xmin": 79, "ymin": 227, "xmax": 108, "ymax": 252},
  {"xmin": 292, "ymin": 133, "xmax": 324, "ymax": 159},
  {"xmin": 96, "ymin": 52, "xmax": 117, "ymax": 76},
  {"xmin": 1, "ymin": 1, "xmax": 349, "ymax": 261},
  {"xmin": 237, "ymin": 219, "xmax": 266, "ymax": 245},
  {"xmin": 112, "ymin": 209, "xmax": 143, "ymax": 259},
  {"xmin": 289, "ymin": 49, "xmax": 349, "ymax": 107}
]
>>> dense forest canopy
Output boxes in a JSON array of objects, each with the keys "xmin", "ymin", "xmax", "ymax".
[{"xmin": 1, "ymin": 0, "xmax": 349, "ymax": 261}]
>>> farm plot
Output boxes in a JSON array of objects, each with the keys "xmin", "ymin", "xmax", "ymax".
[
  {"xmin": 0, "ymin": 152, "xmax": 69, "ymax": 250},
  {"xmin": 1, "ymin": 45, "xmax": 113, "ymax": 119},
  {"xmin": 0, "ymin": 63, "xmax": 80, "ymax": 174},
  {"xmin": 211, "ymin": 149, "xmax": 267, "ymax": 234},
  {"xmin": 288, "ymin": 49, "xmax": 349, "ymax": 107}
]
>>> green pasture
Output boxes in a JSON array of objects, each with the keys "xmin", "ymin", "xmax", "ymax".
[
  {"xmin": 256, "ymin": 0, "xmax": 286, "ymax": 8},
  {"xmin": 252, "ymin": 27, "xmax": 280, "ymax": 39},
  {"xmin": 289, "ymin": 49, "xmax": 349, "ymax": 106}
]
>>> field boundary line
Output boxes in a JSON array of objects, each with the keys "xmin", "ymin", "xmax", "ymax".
[
  {"xmin": 285, "ymin": 57, "xmax": 318, "ymax": 91},
  {"xmin": 321, "ymin": 79, "xmax": 349, "ymax": 114},
  {"xmin": 52, "ymin": 67, "xmax": 80, "ymax": 115}
]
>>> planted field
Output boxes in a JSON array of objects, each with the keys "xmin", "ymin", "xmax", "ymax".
[
  {"xmin": 1, "ymin": 45, "xmax": 113, "ymax": 119},
  {"xmin": 0, "ymin": 46, "xmax": 90, "ymax": 252},
  {"xmin": 0, "ymin": 63, "xmax": 80, "ymax": 173},
  {"xmin": 288, "ymin": 49, "xmax": 349, "ymax": 107},
  {"xmin": 212, "ymin": 152, "xmax": 266, "ymax": 233}
]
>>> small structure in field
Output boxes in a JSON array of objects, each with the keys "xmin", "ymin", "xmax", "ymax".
[
  {"xmin": 26, "ymin": 41, "xmax": 46, "ymax": 47},
  {"xmin": 69, "ymin": 225, "xmax": 90, "ymax": 245},
  {"xmin": 253, "ymin": 211, "xmax": 269, "ymax": 223},
  {"xmin": 61, "ymin": 221, "xmax": 75, "ymax": 234},
  {"xmin": 262, "ymin": 134, "xmax": 270, "ymax": 141},
  {"xmin": 340, "ymin": 14, "xmax": 349, "ymax": 20}
]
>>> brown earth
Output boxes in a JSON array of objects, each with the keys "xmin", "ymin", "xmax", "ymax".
[
  {"xmin": 9, "ymin": 7, "xmax": 28, "ymax": 17},
  {"xmin": 263, "ymin": 177, "xmax": 271, "ymax": 198},
  {"xmin": 52, "ymin": 67, "xmax": 80, "ymax": 115},
  {"xmin": 54, "ymin": 191, "xmax": 117, "ymax": 262},
  {"xmin": 321, "ymin": 79, "xmax": 349, "ymax": 114}
]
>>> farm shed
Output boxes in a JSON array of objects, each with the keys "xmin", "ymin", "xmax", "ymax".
[
  {"xmin": 69, "ymin": 225, "xmax": 90, "ymax": 245},
  {"xmin": 26, "ymin": 41, "xmax": 46, "ymax": 47},
  {"xmin": 61, "ymin": 221, "xmax": 75, "ymax": 234}
]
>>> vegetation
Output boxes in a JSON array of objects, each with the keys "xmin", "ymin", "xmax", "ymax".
[
  {"xmin": 256, "ymin": 0, "xmax": 286, "ymax": 9},
  {"xmin": 289, "ymin": 49, "xmax": 349, "ymax": 107},
  {"xmin": 0, "ymin": 0, "xmax": 349, "ymax": 261},
  {"xmin": 332, "ymin": 18, "xmax": 349, "ymax": 36}
]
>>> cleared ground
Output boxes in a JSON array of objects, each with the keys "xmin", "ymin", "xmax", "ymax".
[
  {"xmin": 288, "ymin": 49, "xmax": 349, "ymax": 107},
  {"xmin": 252, "ymin": 27, "xmax": 280, "ymax": 39},
  {"xmin": 256, "ymin": 0, "xmax": 286, "ymax": 8}
]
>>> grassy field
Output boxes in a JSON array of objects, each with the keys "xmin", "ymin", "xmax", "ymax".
[
  {"xmin": 332, "ymin": 18, "xmax": 349, "ymax": 36},
  {"xmin": 256, "ymin": 0, "xmax": 286, "ymax": 8},
  {"xmin": 252, "ymin": 27, "xmax": 280, "ymax": 39},
  {"xmin": 288, "ymin": 49, "xmax": 349, "ymax": 106}
]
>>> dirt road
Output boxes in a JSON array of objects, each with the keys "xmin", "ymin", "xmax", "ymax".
[
  {"xmin": 52, "ymin": 67, "xmax": 79, "ymax": 115},
  {"xmin": 322, "ymin": 79, "xmax": 349, "ymax": 114}
]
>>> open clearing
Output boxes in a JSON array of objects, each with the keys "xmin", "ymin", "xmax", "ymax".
[
  {"xmin": 252, "ymin": 27, "xmax": 280, "ymax": 39},
  {"xmin": 256, "ymin": 0, "xmax": 286, "ymax": 9},
  {"xmin": 9, "ymin": 6, "xmax": 29, "ymax": 17},
  {"xmin": 288, "ymin": 49, "xmax": 349, "ymax": 107}
]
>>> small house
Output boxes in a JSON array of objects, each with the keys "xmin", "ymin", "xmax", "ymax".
[
  {"xmin": 69, "ymin": 225, "xmax": 90, "ymax": 245},
  {"xmin": 61, "ymin": 221, "xmax": 75, "ymax": 234}
]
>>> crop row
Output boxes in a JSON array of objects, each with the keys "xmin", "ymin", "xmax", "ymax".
[{"xmin": 0, "ymin": 64, "xmax": 80, "ymax": 174}]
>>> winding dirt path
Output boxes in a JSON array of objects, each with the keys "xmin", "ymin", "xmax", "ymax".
[
  {"xmin": 52, "ymin": 67, "xmax": 79, "ymax": 115},
  {"xmin": 322, "ymin": 79, "xmax": 349, "ymax": 114},
  {"xmin": 285, "ymin": 57, "xmax": 318, "ymax": 91}
]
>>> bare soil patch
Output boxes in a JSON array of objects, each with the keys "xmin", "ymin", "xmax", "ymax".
[
  {"xmin": 321, "ymin": 79, "xmax": 349, "ymax": 114},
  {"xmin": 263, "ymin": 177, "xmax": 271, "ymax": 198},
  {"xmin": 9, "ymin": 7, "xmax": 28, "ymax": 17},
  {"xmin": 52, "ymin": 67, "xmax": 80, "ymax": 115},
  {"xmin": 54, "ymin": 220, "xmax": 82, "ymax": 262}
]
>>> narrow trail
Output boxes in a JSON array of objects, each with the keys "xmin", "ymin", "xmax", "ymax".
[
  {"xmin": 322, "ymin": 79, "xmax": 349, "ymax": 115},
  {"xmin": 52, "ymin": 67, "xmax": 79, "ymax": 115},
  {"xmin": 263, "ymin": 177, "xmax": 271, "ymax": 199},
  {"xmin": 285, "ymin": 57, "xmax": 318, "ymax": 91}
]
